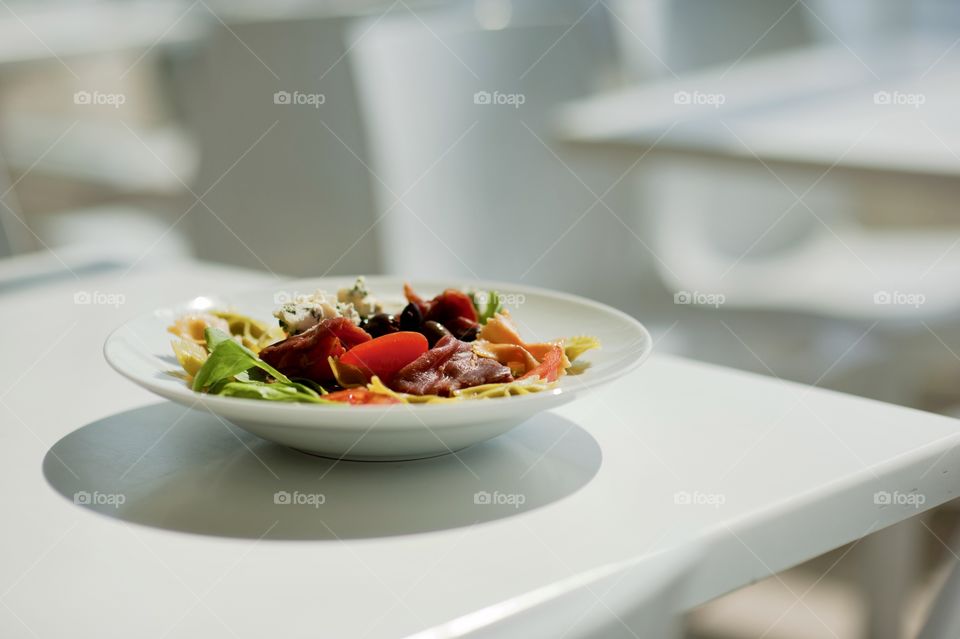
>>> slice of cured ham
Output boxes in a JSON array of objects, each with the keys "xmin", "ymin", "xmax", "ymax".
[
  {"xmin": 404, "ymin": 283, "xmax": 478, "ymax": 338},
  {"xmin": 259, "ymin": 317, "xmax": 371, "ymax": 383},
  {"xmin": 391, "ymin": 335, "xmax": 512, "ymax": 396}
]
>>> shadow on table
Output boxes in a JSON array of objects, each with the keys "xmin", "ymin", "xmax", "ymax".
[{"xmin": 43, "ymin": 402, "xmax": 601, "ymax": 540}]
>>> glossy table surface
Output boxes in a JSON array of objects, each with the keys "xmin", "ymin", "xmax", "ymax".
[{"xmin": 2, "ymin": 261, "xmax": 959, "ymax": 638}]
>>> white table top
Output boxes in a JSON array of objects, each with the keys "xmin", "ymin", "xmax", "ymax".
[
  {"xmin": 556, "ymin": 39, "xmax": 960, "ymax": 180},
  {"xmin": 2, "ymin": 261, "xmax": 960, "ymax": 638}
]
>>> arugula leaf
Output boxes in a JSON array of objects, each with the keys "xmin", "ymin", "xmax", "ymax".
[
  {"xmin": 193, "ymin": 327, "xmax": 290, "ymax": 391},
  {"xmin": 193, "ymin": 327, "xmax": 330, "ymax": 403},
  {"xmin": 192, "ymin": 340, "xmax": 257, "ymax": 391},
  {"xmin": 217, "ymin": 380, "xmax": 330, "ymax": 403},
  {"xmin": 290, "ymin": 378, "xmax": 328, "ymax": 396},
  {"xmin": 204, "ymin": 326, "xmax": 233, "ymax": 352}
]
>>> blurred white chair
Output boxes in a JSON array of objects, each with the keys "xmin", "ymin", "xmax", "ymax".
[
  {"xmin": 0, "ymin": 149, "xmax": 29, "ymax": 258},
  {"xmin": 652, "ymin": 171, "xmax": 960, "ymax": 324},
  {"xmin": 0, "ymin": 2, "xmax": 203, "ymax": 275},
  {"xmin": 348, "ymin": 2, "xmax": 647, "ymax": 308},
  {"xmin": 408, "ymin": 547, "xmax": 699, "ymax": 639},
  {"xmin": 170, "ymin": 6, "xmax": 383, "ymax": 277}
]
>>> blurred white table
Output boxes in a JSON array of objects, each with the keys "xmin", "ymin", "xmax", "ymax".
[
  {"xmin": 2, "ymin": 261, "xmax": 960, "ymax": 638},
  {"xmin": 556, "ymin": 38, "xmax": 960, "ymax": 182},
  {"xmin": 554, "ymin": 38, "xmax": 960, "ymax": 330},
  {"xmin": 0, "ymin": 1, "xmax": 202, "ymax": 68}
]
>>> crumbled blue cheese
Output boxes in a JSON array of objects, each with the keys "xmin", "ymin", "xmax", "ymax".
[
  {"xmin": 274, "ymin": 289, "xmax": 360, "ymax": 335},
  {"xmin": 337, "ymin": 276, "xmax": 381, "ymax": 319}
]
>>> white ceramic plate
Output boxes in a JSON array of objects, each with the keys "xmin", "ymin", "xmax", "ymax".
[{"xmin": 104, "ymin": 277, "xmax": 652, "ymax": 460}]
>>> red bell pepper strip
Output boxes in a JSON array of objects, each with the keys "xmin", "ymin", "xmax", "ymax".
[{"xmin": 338, "ymin": 331, "xmax": 429, "ymax": 384}]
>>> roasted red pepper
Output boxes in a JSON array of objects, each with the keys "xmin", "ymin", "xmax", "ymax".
[{"xmin": 338, "ymin": 331, "xmax": 429, "ymax": 384}]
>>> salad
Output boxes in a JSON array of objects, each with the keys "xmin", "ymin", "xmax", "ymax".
[{"xmin": 168, "ymin": 278, "xmax": 599, "ymax": 405}]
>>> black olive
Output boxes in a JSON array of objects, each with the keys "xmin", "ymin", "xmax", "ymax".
[
  {"xmin": 362, "ymin": 313, "xmax": 399, "ymax": 338},
  {"xmin": 456, "ymin": 325, "xmax": 480, "ymax": 342},
  {"xmin": 421, "ymin": 320, "xmax": 452, "ymax": 347},
  {"xmin": 399, "ymin": 303, "xmax": 422, "ymax": 331}
]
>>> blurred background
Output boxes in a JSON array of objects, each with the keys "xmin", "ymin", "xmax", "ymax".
[{"xmin": 1, "ymin": 0, "xmax": 960, "ymax": 636}]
